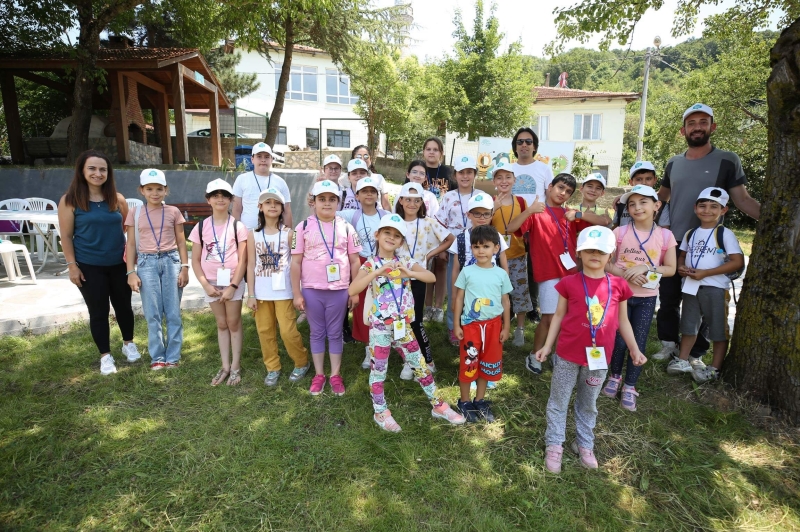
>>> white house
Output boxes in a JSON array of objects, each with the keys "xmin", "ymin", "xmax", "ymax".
[{"xmin": 532, "ymin": 86, "xmax": 639, "ymax": 186}]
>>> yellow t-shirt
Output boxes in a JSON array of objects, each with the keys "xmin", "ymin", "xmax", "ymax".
[{"xmin": 491, "ymin": 195, "xmax": 527, "ymax": 260}]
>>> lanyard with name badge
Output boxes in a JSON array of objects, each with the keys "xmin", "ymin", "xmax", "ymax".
[
  {"xmin": 581, "ymin": 272, "xmax": 611, "ymax": 370},
  {"xmin": 404, "ymin": 218, "xmax": 420, "ymax": 265},
  {"xmin": 253, "ymin": 171, "xmax": 271, "ymax": 192},
  {"xmin": 317, "ymin": 217, "xmax": 341, "ymax": 282},
  {"xmin": 261, "ymin": 227, "xmax": 285, "ymax": 290},
  {"xmin": 458, "ymin": 188, "xmax": 475, "ymax": 228},
  {"xmin": 498, "ymin": 194, "xmax": 517, "ymax": 247},
  {"xmin": 546, "ymin": 205, "xmax": 577, "ymax": 269},
  {"xmin": 633, "ymin": 223, "xmax": 662, "ymax": 289},
  {"xmin": 212, "ymin": 216, "xmax": 231, "ymax": 286},
  {"xmin": 375, "ymin": 255, "xmax": 408, "ymax": 340},
  {"xmin": 145, "ymin": 205, "xmax": 165, "ymax": 252}
]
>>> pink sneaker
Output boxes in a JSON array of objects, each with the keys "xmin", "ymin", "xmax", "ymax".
[
  {"xmin": 374, "ymin": 410, "xmax": 402, "ymax": 432},
  {"xmin": 448, "ymin": 330, "xmax": 459, "ymax": 346},
  {"xmin": 329, "ymin": 374, "xmax": 346, "ymax": 396},
  {"xmin": 545, "ymin": 445, "xmax": 563, "ymax": 473},
  {"xmin": 571, "ymin": 441, "xmax": 599, "ymax": 469},
  {"xmin": 309, "ymin": 374, "xmax": 326, "ymax": 395},
  {"xmin": 431, "ymin": 402, "xmax": 466, "ymax": 425},
  {"xmin": 601, "ymin": 375, "xmax": 622, "ymax": 398}
]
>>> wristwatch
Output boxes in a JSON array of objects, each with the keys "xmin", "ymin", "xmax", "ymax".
[{"xmin": 575, "ymin": 211, "xmax": 583, "ymax": 219}]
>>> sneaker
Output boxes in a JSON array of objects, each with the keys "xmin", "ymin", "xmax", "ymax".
[
  {"xmin": 652, "ymin": 340, "xmax": 678, "ymax": 361},
  {"xmin": 601, "ymin": 375, "xmax": 622, "ymax": 398},
  {"xmin": 121, "ymin": 342, "xmax": 141, "ymax": 363},
  {"xmin": 264, "ymin": 370, "xmax": 281, "ymax": 386},
  {"xmin": 374, "ymin": 410, "xmax": 402, "ymax": 432},
  {"xmin": 457, "ymin": 399, "xmax": 479, "ymax": 423},
  {"xmin": 343, "ymin": 328, "xmax": 355, "ymax": 344},
  {"xmin": 620, "ymin": 386, "xmax": 639, "ymax": 412},
  {"xmin": 692, "ymin": 366, "xmax": 720, "ymax": 384},
  {"xmin": 571, "ymin": 441, "xmax": 598, "ymax": 469},
  {"xmin": 666, "ymin": 358, "xmax": 693, "ymax": 375},
  {"xmin": 472, "ymin": 398, "xmax": 496, "ymax": 422},
  {"xmin": 448, "ymin": 330, "xmax": 459, "ymax": 346},
  {"xmin": 527, "ymin": 309, "xmax": 541, "ymax": 323},
  {"xmin": 362, "ymin": 347, "xmax": 372, "ymax": 370},
  {"xmin": 433, "ymin": 308, "xmax": 444, "ymax": 323},
  {"xmin": 545, "ymin": 445, "xmax": 563, "ymax": 473},
  {"xmin": 100, "ymin": 354, "xmax": 117, "ymax": 375},
  {"xmin": 399, "ymin": 362, "xmax": 414, "ymax": 380},
  {"xmin": 289, "ymin": 364, "xmax": 310, "ymax": 382},
  {"xmin": 512, "ymin": 327, "xmax": 525, "ymax": 347},
  {"xmin": 309, "ymin": 374, "xmax": 326, "ymax": 395},
  {"xmin": 329, "ymin": 374, "xmax": 346, "ymax": 396},
  {"xmin": 297, "ymin": 311, "xmax": 307, "ymax": 324},
  {"xmin": 690, "ymin": 356, "xmax": 707, "ymax": 371},
  {"xmin": 164, "ymin": 361, "xmax": 179, "ymax": 369},
  {"xmin": 150, "ymin": 361, "xmax": 166, "ymax": 371},
  {"xmin": 431, "ymin": 402, "xmax": 466, "ymax": 425},
  {"xmin": 525, "ymin": 353, "xmax": 542, "ymax": 375},
  {"xmin": 423, "ymin": 306, "xmax": 434, "ymax": 322}
]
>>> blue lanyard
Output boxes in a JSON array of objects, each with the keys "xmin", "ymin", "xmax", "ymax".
[
  {"xmin": 458, "ymin": 188, "xmax": 474, "ymax": 227},
  {"xmin": 581, "ymin": 273, "xmax": 612, "ymax": 348},
  {"xmin": 545, "ymin": 205, "xmax": 570, "ymax": 252},
  {"xmin": 632, "ymin": 223, "xmax": 656, "ymax": 268},
  {"xmin": 144, "ymin": 205, "xmax": 165, "ymax": 252},
  {"xmin": 253, "ymin": 171, "xmax": 271, "ymax": 192},
  {"xmin": 404, "ymin": 218, "xmax": 420, "ymax": 261},
  {"xmin": 316, "ymin": 217, "xmax": 337, "ymax": 263},
  {"xmin": 260, "ymin": 227, "xmax": 281, "ymax": 270},
  {"xmin": 689, "ymin": 225, "xmax": 717, "ymax": 269},
  {"xmin": 361, "ymin": 212, "xmax": 375, "ymax": 255},
  {"xmin": 211, "ymin": 216, "xmax": 231, "ymax": 267},
  {"xmin": 375, "ymin": 255, "xmax": 405, "ymax": 318}
]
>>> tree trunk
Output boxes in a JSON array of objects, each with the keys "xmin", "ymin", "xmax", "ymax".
[
  {"xmin": 725, "ymin": 17, "xmax": 800, "ymax": 423},
  {"xmin": 67, "ymin": 8, "xmax": 102, "ymax": 164},
  {"xmin": 266, "ymin": 16, "xmax": 293, "ymax": 147}
]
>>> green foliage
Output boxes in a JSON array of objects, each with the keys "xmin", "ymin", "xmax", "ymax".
[
  {"xmin": 204, "ymin": 49, "xmax": 260, "ymax": 103},
  {"xmin": 570, "ymin": 145, "xmax": 594, "ymax": 178}
]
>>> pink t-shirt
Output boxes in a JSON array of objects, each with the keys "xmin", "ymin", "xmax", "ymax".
[
  {"xmin": 555, "ymin": 273, "xmax": 633, "ymax": 366},
  {"xmin": 125, "ymin": 204, "xmax": 186, "ymax": 254},
  {"xmin": 291, "ymin": 215, "xmax": 362, "ymax": 290},
  {"xmin": 613, "ymin": 225, "xmax": 677, "ymax": 297},
  {"xmin": 188, "ymin": 216, "xmax": 248, "ymax": 284}
]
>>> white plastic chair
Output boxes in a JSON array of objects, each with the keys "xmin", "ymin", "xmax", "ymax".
[
  {"xmin": 0, "ymin": 199, "xmax": 30, "ymax": 249},
  {"xmin": 0, "ymin": 241, "xmax": 37, "ymax": 283},
  {"xmin": 126, "ymin": 198, "xmax": 144, "ymax": 210},
  {"xmin": 25, "ymin": 197, "xmax": 58, "ymax": 261}
]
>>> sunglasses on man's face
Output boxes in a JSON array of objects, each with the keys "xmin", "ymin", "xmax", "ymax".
[
  {"xmin": 356, "ymin": 154, "xmax": 370, "ymax": 160},
  {"xmin": 515, "ymin": 139, "xmax": 534, "ymax": 146}
]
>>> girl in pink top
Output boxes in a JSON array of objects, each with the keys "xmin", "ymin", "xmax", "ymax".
[{"xmin": 290, "ymin": 180, "xmax": 362, "ymax": 396}]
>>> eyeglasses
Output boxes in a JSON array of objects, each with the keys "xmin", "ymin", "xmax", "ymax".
[
  {"xmin": 515, "ymin": 139, "xmax": 534, "ymax": 146},
  {"xmin": 356, "ymin": 154, "xmax": 370, "ymax": 160},
  {"xmin": 408, "ymin": 170, "xmax": 426, "ymax": 177},
  {"xmin": 470, "ymin": 212, "xmax": 493, "ymax": 219},
  {"xmin": 402, "ymin": 197, "xmax": 423, "ymax": 204}
]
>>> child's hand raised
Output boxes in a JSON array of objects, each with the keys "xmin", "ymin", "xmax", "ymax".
[
  {"xmin": 534, "ymin": 346, "xmax": 550, "ymax": 362},
  {"xmin": 564, "ymin": 209, "xmax": 578, "ymax": 222},
  {"xmin": 528, "ymin": 195, "xmax": 545, "ymax": 214}
]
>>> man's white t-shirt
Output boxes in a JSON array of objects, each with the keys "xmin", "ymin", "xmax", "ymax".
[
  {"xmin": 232, "ymin": 171, "xmax": 292, "ymax": 229},
  {"xmin": 679, "ymin": 226, "xmax": 742, "ymax": 289},
  {"xmin": 512, "ymin": 160, "xmax": 554, "ymax": 206}
]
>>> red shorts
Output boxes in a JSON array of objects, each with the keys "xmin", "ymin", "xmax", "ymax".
[{"xmin": 459, "ymin": 315, "xmax": 503, "ymax": 382}]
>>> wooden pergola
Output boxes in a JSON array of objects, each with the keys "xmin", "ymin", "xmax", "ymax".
[{"xmin": 0, "ymin": 44, "xmax": 231, "ymax": 165}]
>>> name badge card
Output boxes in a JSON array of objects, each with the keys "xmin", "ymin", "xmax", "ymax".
[
  {"xmin": 502, "ymin": 234, "xmax": 512, "ymax": 248},
  {"xmin": 560, "ymin": 252, "xmax": 577, "ymax": 270},
  {"xmin": 682, "ymin": 277, "xmax": 700, "ymax": 296},
  {"xmin": 586, "ymin": 346, "xmax": 608, "ymax": 370},
  {"xmin": 326, "ymin": 263, "xmax": 341, "ymax": 282},
  {"xmin": 216, "ymin": 268, "xmax": 231, "ymax": 286},
  {"xmin": 641, "ymin": 271, "xmax": 663, "ymax": 290},
  {"xmin": 393, "ymin": 319, "xmax": 407, "ymax": 341},
  {"xmin": 272, "ymin": 270, "xmax": 286, "ymax": 291}
]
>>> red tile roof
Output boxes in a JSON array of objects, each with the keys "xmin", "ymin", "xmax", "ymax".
[
  {"xmin": 534, "ymin": 86, "xmax": 640, "ymax": 101},
  {"xmin": 0, "ymin": 47, "xmax": 199, "ymax": 62}
]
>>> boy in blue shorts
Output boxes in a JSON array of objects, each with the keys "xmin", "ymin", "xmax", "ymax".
[{"xmin": 452, "ymin": 225, "xmax": 512, "ymax": 422}]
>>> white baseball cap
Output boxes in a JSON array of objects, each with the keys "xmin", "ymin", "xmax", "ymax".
[
  {"xmin": 377, "ymin": 213, "xmax": 407, "ymax": 239},
  {"xmin": 577, "ymin": 226, "xmax": 616, "ymax": 254},
  {"xmin": 258, "ymin": 187, "xmax": 286, "ymax": 204},
  {"xmin": 356, "ymin": 176, "xmax": 380, "ymax": 193},
  {"xmin": 323, "ymin": 154, "xmax": 343, "ymax": 168},
  {"xmin": 492, "ymin": 160, "xmax": 515, "ymax": 176},
  {"xmin": 629, "ymin": 161, "xmax": 656, "ymax": 178},
  {"xmin": 696, "ymin": 187, "xmax": 729, "ymax": 207},
  {"xmin": 397, "ymin": 182, "xmax": 424, "ymax": 198},
  {"xmin": 453, "ymin": 155, "xmax": 477, "ymax": 172},
  {"xmin": 205, "ymin": 178, "xmax": 233, "ymax": 195},
  {"xmin": 467, "ymin": 193, "xmax": 494, "ymax": 212},
  {"xmin": 311, "ymin": 179, "xmax": 341, "ymax": 198},
  {"xmin": 582, "ymin": 172, "xmax": 606, "ymax": 188},
  {"xmin": 252, "ymin": 142, "xmax": 274, "ymax": 156},
  {"xmin": 620, "ymin": 184, "xmax": 659, "ymax": 205},
  {"xmin": 347, "ymin": 158, "xmax": 371, "ymax": 174},
  {"xmin": 140, "ymin": 168, "xmax": 166, "ymax": 186},
  {"xmin": 682, "ymin": 103, "xmax": 714, "ymax": 122}
]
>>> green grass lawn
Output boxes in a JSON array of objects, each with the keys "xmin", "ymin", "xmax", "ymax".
[{"xmin": 2, "ymin": 308, "xmax": 798, "ymax": 531}]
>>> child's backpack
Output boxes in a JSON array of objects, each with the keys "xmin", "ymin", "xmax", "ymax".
[
  {"xmin": 683, "ymin": 224, "xmax": 744, "ymax": 281},
  {"xmin": 615, "ymin": 224, "xmax": 671, "ymax": 265},
  {"xmin": 456, "ymin": 229, "xmax": 502, "ymax": 269}
]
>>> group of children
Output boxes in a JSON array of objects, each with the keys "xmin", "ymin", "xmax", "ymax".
[{"xmin": 121, "ymin": 142, "xmax": 743, "ymax": 473}]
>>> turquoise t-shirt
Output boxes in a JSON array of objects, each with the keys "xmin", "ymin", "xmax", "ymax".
[{"xmin": 454, "ymin": 264, "xmax": 512, "ymax": 325}]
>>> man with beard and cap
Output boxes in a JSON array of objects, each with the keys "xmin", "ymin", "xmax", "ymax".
[{"xmin": 651, "ymin": 103, "xmax": 761, "ymax": 363}]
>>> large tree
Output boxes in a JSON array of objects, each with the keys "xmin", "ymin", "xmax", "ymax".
[{"xmin": 551, "ymin": 0, "xmax": 800, "ymax": 421}]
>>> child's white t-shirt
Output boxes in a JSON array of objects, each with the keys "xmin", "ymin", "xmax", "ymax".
[
  {"xmin": 251, "ymin": 227, "xmax": 293, "ymax": 300},
  {"xmin": 448, "ymin": 228, "xmax": 509, "ymax": 267},
  {"xmin": 232, "ymin": 171, "xmax": 292, "ymax": 229},
  {"xmin": 679, "ymin": 226, "xmax": 742, "ymax": 289}
]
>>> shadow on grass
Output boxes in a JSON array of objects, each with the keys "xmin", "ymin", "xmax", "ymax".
[{"xmin": 0, "ymin": 312, "xmax": 798, "ymax": 530}]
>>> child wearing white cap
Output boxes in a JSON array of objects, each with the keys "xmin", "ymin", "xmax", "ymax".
[
  {"xmin": 232, "ymin": 143, "xmax": 292, "ymax": 230},
  {"xmin": 125, "ymin": 169, "xmax": 189, "ymax": 370},
  {"xmin": 565, "ymin": 173, "xmax": 612, "ymax": 232},
  {"xmin": 612, "ymin": 162, "xmax": 671, "ymax": 229},
  {"xmin": 348, "ymin": 214, "xmax": 466, "ymax": 432},
  {"xmin": 534, "ymin": 226, "xmax": 644, "ymax": 473},
  {"xmin": 668, "ymin": 187, "xmax": 743, "ymax": 384},
  {"xmin": 348, "ymin": 145, "xmax": 391, "ymax": 210},
  {"xmin": 189, "ymin": 178, "xmax": 249, "ymax": 385}
]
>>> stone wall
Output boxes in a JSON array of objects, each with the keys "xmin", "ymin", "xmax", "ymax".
[
  {"xmin": 170, "ymin": 138, "xmax": 237, "ymax": 166},
  {"xmin": 284, "ymin": 150, "xmax": 351, "ymax": 170}
]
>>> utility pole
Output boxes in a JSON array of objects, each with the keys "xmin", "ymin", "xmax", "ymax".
[{"xmin": 636, "ymin": 35, "xmax": 661, "ymax": 161}]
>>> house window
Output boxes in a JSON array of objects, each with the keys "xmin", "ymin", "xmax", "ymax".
[
  {"xmin": 327, "ymin": 129, "xmax": 350, "ymax": 148},
  {"xmin": 535, "ymin": 115, "xmax": 550, "ymax": 141},
  {"xmin": 274, "ymin": 65, "xmax": 317, "ymax": 101},
  {"xmin": 306, "ymin": 128, "xmax": 320, "ymax": 150},
  {"xmin": 326, "ymin": 69, "xmax": 358, "ymax": 104},
  {"xmin": 277, "ymin": 127, "xmax": 287, "ymax": 145},
  {"xmin": 573, "ymin": 114, "xmax": 601, "ymax": 140}
]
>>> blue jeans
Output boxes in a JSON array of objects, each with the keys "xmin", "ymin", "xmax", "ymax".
[
  {"xmin": 137, "ymin": 250, "xmax": 184, "ymax": 363},
  {"xmin": 610, "ymin": 295, "xmax": 657, "ymax": 386},
  {"xmin": 446, "ymin": 253, "xmax": 455, "ymax": 331}
]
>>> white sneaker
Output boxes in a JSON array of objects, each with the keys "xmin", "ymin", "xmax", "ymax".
[
  {"xmin": 399, "ymin": 362, "xmax": 414, "ymax": 380},
  {"xmin": 689, "ymin": 357, "xmax": 707, "ymax": 371},
  {"xmin": 100, "ymin": 354, "xmax": 117, "ymax": 375},
  {"xmin": 525, "ymin": 353, "xmax": 542, "ymax": 375},
  {"xmin": 512, "ymin": 327, "xmax": 525, "ymax": 347},
  {"xmin": 121, "ymin": 342, "xmax": 141, "ymax": 363},
  {"xmin": 422, "ymin": 306, "xmax": 434, "ymax": 322},
  {"xmin": 362, "ymin": 346, "xmax": 372, "ymax": 370},
  {"xmin": 692, "ymin": 366, "xmax": 720, "ymax": 384},
  {"xmin": 666, "ymin": 358, "xmax": 693, "ymax": 375},
  {"xmin": 652, "ymin": 341, "xmax": 678, "ymax": 361},
  {"xmin": 433, "ymin": 308, "xmax": 444, "ymax": 323}
]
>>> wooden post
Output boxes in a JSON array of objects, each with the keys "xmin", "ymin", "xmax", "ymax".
[
  {"xmin": 156, "ymin": 91, "xmax": 173, "ymax": 164},
  {"xmin": 110, "ymin": 71, "xmax": 130, "ymax": 163},
  {"xmin": 172, "ymin": 64, "xmax": 188, "ymax": 164},
  {"xmin": 0, "ymin": 72, "xmax": 25, "ymax": 164},
  {"xmin": 209, "ymin": 88, "xmax": 221, "ymax": 166}
]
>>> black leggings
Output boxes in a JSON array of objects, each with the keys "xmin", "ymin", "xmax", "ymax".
[
  {"xmin": 76, "ymin": 262, "xmax": 135, "ymax": 355},
  {"xmin": 410, "ymin": 279, "xmax": 432, "ymax": 364}
]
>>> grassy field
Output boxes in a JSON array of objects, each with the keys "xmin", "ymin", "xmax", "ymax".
[{"xmin": 1, "ymin": 306, "xmax": 798, "ymax": 531}]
